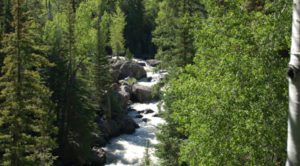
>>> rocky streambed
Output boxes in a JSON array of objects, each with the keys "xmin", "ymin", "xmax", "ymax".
[{"xmin": 94, "ymin": 58, "xmax": 166, "ymax": 166}]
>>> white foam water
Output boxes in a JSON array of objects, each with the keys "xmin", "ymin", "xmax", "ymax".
[{"xmin": 104, "ymin": 59, "xmax": 166, "ymax": 166}]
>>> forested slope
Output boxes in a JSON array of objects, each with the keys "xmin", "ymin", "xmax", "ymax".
[
  {"xmin": 0, "ymin": 0, "xmax": 295, "ymax": 165},
  {"xmin": 155, "ymin": 0, "xmax": 291, "ymax": 165}
]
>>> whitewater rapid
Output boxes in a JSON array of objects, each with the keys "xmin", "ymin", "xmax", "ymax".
[{"xmin": 104, "ymin": 59, "xmax": 166, "ymax": 166}]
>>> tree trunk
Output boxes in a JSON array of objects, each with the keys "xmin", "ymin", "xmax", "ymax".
[{"xmin": 287, "ymin": 0, "xmax": 300, "ymax": 165}]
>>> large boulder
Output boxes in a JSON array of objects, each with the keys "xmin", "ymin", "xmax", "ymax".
[
  {"xmin": 132, "ymin": 84, "xmax": 155, "ymax": 102},
  {"xmin": 110, "ymin": 59, "xmax": 126, "ymax": 82},
  {"xmin": 147, "ymin": 59, "xmax": 161, "ymax": 67},
  {"xmin": 119, "ymin": 61, "xmax": 147, "ymax": 80},
  {"xmin": 115, "ymin": 85, "xmax": 131, "ymax": 109},
  {"xmin": 117, "ymin": 115, "xmax": 139, "ymax": 134},
  {"xmin": 110, "ymin": 68, "xmax": 120, "ymax": 83},
  {"xmin": 99, "ymin": 120, "xmax": 120, "ymax": 138},
  {"xmin": 97, "ymin": 115, "xmax": 139, "ymax": 139}
]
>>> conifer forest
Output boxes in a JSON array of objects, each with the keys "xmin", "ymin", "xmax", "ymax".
[{"xmin": 0, "ymin": 0, "xmax": 299, "ymax": 165}]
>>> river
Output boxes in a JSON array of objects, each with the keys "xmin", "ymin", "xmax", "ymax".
[{"xmin": 104, "ymin": 59, "xmax": 166, "ymax": 166}]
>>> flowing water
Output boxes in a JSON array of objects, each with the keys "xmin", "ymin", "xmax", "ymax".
[{"xmin": 104, "ymin": 59, "xmax": 166, "ymax": 166}]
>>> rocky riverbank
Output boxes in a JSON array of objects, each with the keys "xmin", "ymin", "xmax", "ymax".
[{"xmin": 91, "ymin": 57, "xmax": 165, "ymax": 165}]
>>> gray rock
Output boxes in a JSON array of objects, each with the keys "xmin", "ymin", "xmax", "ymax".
[
  {"xmin": 114, "ymin": 85, "xmax": 131, "ymax": 110},
  {"xmin": 110, "ymin": 59, "xmax": 127, "ymax": 82},
  {"xmin": 99, "ymin": 120, "xmax": 120, "ymax": 137},
  {"xmin": 138, "ymin": 110, "xmax": 144, "ymax": 114},
  {"xmin": 98, "ymin": 115, "xmax": 139, "ymax": 138},
  {"xmin": 118, "ymin": 115, "xmax": 139, "ymax": 134},
  {"xmin": 127, "ymin": 107, "xmax": 137, "ymax": 112},
  {"xmin": 132, "ymin": 84, "xmax": 154, "ymax": 102},
  {"xmin": 138, "ymin": 62, "xmax": 146, "ymax": 66},
  {"xmin": 142, "ymin": 118, "xmax": 149, "ymax": 123},
  {"xmin": 153, "ymin": 114, "xmax": 160, "ymax": 117},
  {"xmin": 135, "ymin": 114, "xmax": 143, "ymax": 119},
  {"xmin": 147, "ymin": 59, "xmax": 161, "ymax": 67},
  {"xmin": 140, "ymin": 77, "xmax": 152, "ymax": 82},
  {"xmin": 144, "ymin": 109, "xmax": 154, "ymax": 114},
  {"xmin": 119, "ymin": 61, "xmax": 147, "ymax": 80}
]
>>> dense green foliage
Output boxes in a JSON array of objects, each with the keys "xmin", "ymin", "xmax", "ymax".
[
  {"xmin": 0, "ymin": 0, "xmax": 56, "ymax": 165},
  {"xmin": 152, "ymin": 0, "xmax": 205, "ymax": 69},
  {"xmin": 110, "ymin": 5, "xmax": 126, "ymax": 57},
  {"xmin": 0, "ymin": 0, "xmax": 294, "ymax": 165},
  {"xmin": 157, "ymin": 0, "xmax": 291, "ymax": 165},
  {"xmin": 0, "ymin": 0, "xmax": 132, "ymax": 165}
]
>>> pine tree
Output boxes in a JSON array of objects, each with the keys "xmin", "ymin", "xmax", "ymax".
[
  {"xmin": 0, "ymin": 0, "xmax": 13, "ymax": 73},
  {"xmin": 153, "ymin": 0, "xmax": 205, "ymax": 68},
  {"xmin": 110, "ymin": 5, "xmax": 126, "ymax": 57},
  {"xmin": 152, "ymin": 0, "xmax": 177, "ymax": 68},
  {"xmin": 94, "ymin": 0, "xmax": 112, "ymax": 120},
  {"xmin": 0, "ymin": 0, "xmax": 57, "ymax": 165},
  {"xmin": 123, "ymin": 0, "xmax": 144, "ymax": 56}
]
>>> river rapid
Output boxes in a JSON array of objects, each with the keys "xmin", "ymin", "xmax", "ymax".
[{"xmin": 104, "ymin": 59, "xmax": 166, "ymax": 166}]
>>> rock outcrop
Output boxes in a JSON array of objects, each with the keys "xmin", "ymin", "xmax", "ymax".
[
  {"xmin": 119, "ymin": 61, "xmax": 147, "ymax": 80},
  {"xmin": 132, "ymin": 84, "xmax": 155, "ymax": 103},
  {"xmin": 110, "ymin": 59, "xmax": 147, "ymax": 82},
  {"xmin": 97, "ymin": 114, "xmax": 139, "ymax": 141}
]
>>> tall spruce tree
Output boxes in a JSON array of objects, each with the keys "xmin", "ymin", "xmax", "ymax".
[
  {"xmin": 94, "ymin": 2, "xmax": 112, "ymax": 120},
  {"xmin": 152, "ymin": 0, "xmax": 178, "ymax": 68},
  {"xmin": 0, "ymin": 0, "xmax": 57, "ymax": 165},
  {"xmin": 0, "ymin": 0, "xmax": 13, "ymax": 73}
]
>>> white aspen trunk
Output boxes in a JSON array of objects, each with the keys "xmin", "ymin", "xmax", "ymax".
[{"xmin": 287, "ymin": 0, "xmax": 300, "ymax": 165}]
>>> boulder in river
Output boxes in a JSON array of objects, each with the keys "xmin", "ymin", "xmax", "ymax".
[
  {"xmin": 110, "ymin": 59, "xmax": 127, "ymax": 82},
  {"xmin": 138, "ymin": 62, "xmax": 146, "ymax": 66},
  {"xmin": 144, "ymin": 109, "xmax": 155, "ymax": 114},
  {"xmin": 98, "ymin": 114, "xmax": 139, "ymax": 138},
  {"xmin": 142, "ymin": 118, "xmax": 150, "ymax": 123},
  {"xmin": 127, "ymin": 107, "xmax": 137, "ymax": 112},
  {"xmin": 138, "ymin": 110, "xmax": 144, "ymax": 114},
  {"xmin": 119, "ymin": 61, "xmax": 147, "ymax": 80},
  {"xmin": 135, "ymin": 114, "xmax": 143, "ymax": 119},
  {"xmin": 99, "ymin": 120, "xmax": 121, "ymax": 138},
  {"xmin": 147, "ymin": 59, "xmax": 161, "ymax": 67},
  {"xmin": 132, "ymin": 84, "xmax": 156, "ymax": 103},
  {"xmin": 113, "ymin": 84, "xmax": 132, "ymax": 110},
  {"xmin": 153, "ymin": 114, "xmax": 161, "ymax": 117},
  {"xmin": 118, "ymin": 115, "xmax": 140, "ymax": 134}
]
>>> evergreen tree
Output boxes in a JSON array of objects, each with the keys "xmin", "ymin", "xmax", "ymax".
[
  {"xmin": 0, "ymin": 0, "xmax": 57, "ymax": 165},
  {"xmin": 152, "ymin": 0, "xmax": 177, "ymax": 68},
  {"xmin": 0, "ymin": 0, "xmax": 13, "ymax": 72},
  {"xmin": 122, "ymin": 0, "xmax": 144, "ymax": 56},
  {"xmin": 110, "ymin": 5, "xmax": 126, "ymax": 57},
  {"xmin": 153, "ymin": 0, "xmax": 205, "ymax": 68},
  {"xmin": 94, "ymin": 0, "xmax": 112, "ymax": 120}
]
